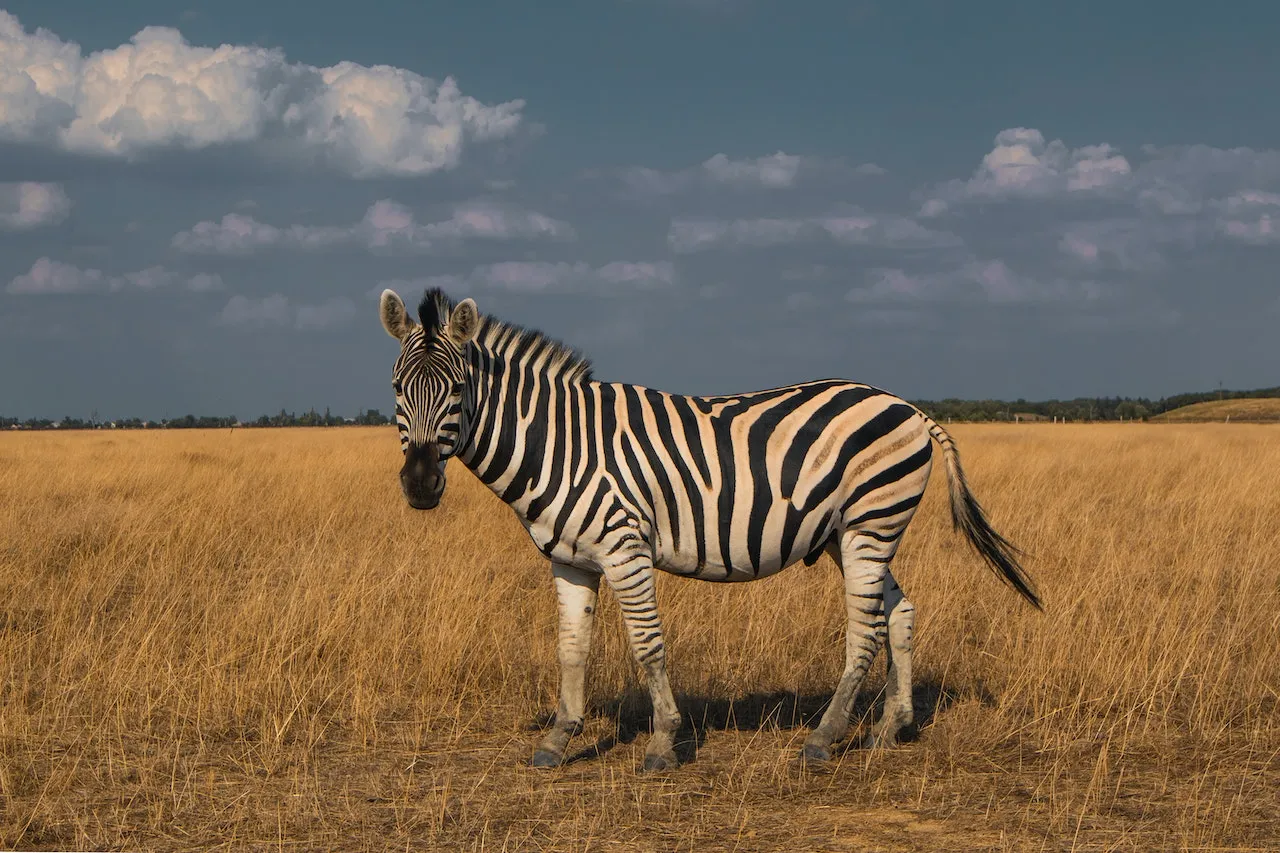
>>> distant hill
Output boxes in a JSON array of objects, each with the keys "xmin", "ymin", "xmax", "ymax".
[
  {"xmin": 911, "ymin": 385, "xmax": 1280, "ymax": 423},
  {"xmin": 1151, "ymin": 398, "xmax": 1280, "ymax": 423}
]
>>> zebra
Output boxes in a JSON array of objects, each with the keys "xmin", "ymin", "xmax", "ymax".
[{"xmin": 378, "ymin": 287, "xmax": 1042, "ymax": 770}]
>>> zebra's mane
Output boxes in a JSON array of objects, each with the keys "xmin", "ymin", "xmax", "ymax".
[{"xmin": 417, "ymin": 288, "xmax": 595, "ymax": 384}]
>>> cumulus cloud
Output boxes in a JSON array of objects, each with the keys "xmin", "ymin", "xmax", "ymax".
[
  {"xmin": 0, "ymin": 182, "xmax": 70, "ymax": 229},
  {"xmin": 920, "ymin": 128, "xmax": 1132, "ymax": 213},
  {"xmin": 6, "ymin": 257, "xmax": 220, "ymax": 294},
  {"xmin": 1059, "ymin": 231, "xmax": 1101, "ymax": 264},
  {"xmin": 0, "ymin": 11, "xmax": 524, "ymax": 177},
  {"xmin": 668, "ymin": 210, "xmax": 961, "ymax": 253},
  {"xmin": 1056, "ymin": 219, "xmax": 1196, "ymax": 272},
  {"xmin": 1135, "ymin": 182, "xmax": 1202, "ymax": 216},
  {"xmin": 173, "ymin": 213, "xmax": 284, "ymax": 254},
  {"xmin": 916, "ymin": 129, "xmax": 1280, "ymax": 276},
  {"xmin": 701, "ymin": 152, "xmax": 802, "ymax": 188},
  {"xmin": 1134, "ymin": 144, "xmax": 1280, "ymax": 195},
  {"xmin": 394, "ymin": 260, "xmax": 676, "ymax": 295},
  {"xmin": 925, "ymin": 131, "xmax": 1280, "ymax": 220},
  {"xmin": 1213, "ymin": 190, "xmax": 1280, "ymax": 244},
  {"xmin": 185, "ymin": 272, "xmax": 225, "ymax": 292},
  {"xmin": 172, "ymin": 199, "xmax": 573, "ymax": 254},
  {"xmin": 6, "ymin": 258, "xmax": 102, "ymax": 294},
  {"xmin": 215, "ymin": 294, "xmax": 356, "ymax": 331}
]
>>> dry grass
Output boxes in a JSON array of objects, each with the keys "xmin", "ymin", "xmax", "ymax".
[
  {"xmin": 1152, "ymin": 398, "xmax": 1280, "ymax": 423},
  {"xmin": 1, "ymin": 424, "xmax": 1277, "ymax": 851}
]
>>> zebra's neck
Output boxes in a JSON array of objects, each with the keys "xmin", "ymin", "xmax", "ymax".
[{"xmin": 455, "ymin": 317, "xmax": 594, "ymax": 513}]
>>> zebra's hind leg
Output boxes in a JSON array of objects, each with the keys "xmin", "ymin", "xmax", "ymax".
[
  {"xmin": 801, "ymin": 528, "xmax": 892, "ymax": 763},
  {"xmin": 863, "ymin": 573, "xmax": 915, "ymax": 749},
  {"xmin": 532, "ymin": 562, "xmax": 600, "ymax": 768}
]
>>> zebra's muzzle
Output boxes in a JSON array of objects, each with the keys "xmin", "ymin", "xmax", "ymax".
[{"xmin": 400, "ymin": 441, "xmax": 447, "ymax": 510}]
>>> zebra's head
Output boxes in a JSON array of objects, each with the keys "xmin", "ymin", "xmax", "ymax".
[{"xmin": 379, "ymin": 288, "xmax": 480, "ymax": 510}]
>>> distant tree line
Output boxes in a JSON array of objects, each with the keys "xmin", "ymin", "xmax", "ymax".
[
  {"xmin": 911, "ymin": 386, "xmax": 1280, "ymax": 423},
  {"xmin": 1, "ymin": 408, "xmax": 392, "ymax": 431},
  {"xmin": 5, "ymin": 385, "xmax": 1279, "ymax": 430}
]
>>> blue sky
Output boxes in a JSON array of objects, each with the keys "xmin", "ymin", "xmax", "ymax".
[{"xmin": 2, "ymin": 1, "xmax": 1279, "ymax": 419}]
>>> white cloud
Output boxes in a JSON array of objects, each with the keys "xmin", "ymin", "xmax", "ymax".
[
  {"xmin": 847, "ymin": 261, "xmax": 1101, "ymax": 306},
  {"xmin": 846, "ymin": 268, "xmax": 937, "ymax": 303},
  {"xmin": 917, "ymin": 198, "xmax": 948, "ymax": 218},
  {"xmin": 215, "ymin": 294, "xmax": 354, "ymax": 331},
  {"xmin": 397, "ymin": 260, "xmax": 676, "ymax": 295},
  {"xmin": 620, "ymin": 166, "xmax": 688, "ymax": 197},
  {"xmin": 668, "ymin": 210, "xmax": 961, "ymax": 253},
  {"xmin": 1135, "ymin": 144, "xmax": 1280, "ymax": 193},
  {"xmin": 1136, "ymin": 182, "xmax": 1202, "ymax": 216},
  {"xmin": 918, "ymin": 130, "xmax": 1280, "ymax": 273},
  {"xmin": 1056, "ymin": 219, "xmax": 1193, "ymax": 272},
  {"xmin": 0, "ymin": 182, "xmax": 71, "ymax": 229},
  {"xmin": 921, "ymin": 128, "xmax": 1132, "ymax": 210},
  {"xmin": 172, "ymin": 199, "xmax": 573, "ymax": 254},
  {"xmin": 1213, "ymin": 190, "xmax": 1280, "ymax": 244},
  {"xmin": 926, "ymin": 132, "xmax": 1280, "ymax": 226},
  {"xmin": 114, "ymin": 265, "xmax": 178, "ymax": 290},
  {"xmin": 968, "ymin": 259, "xmax": 1026, "ymax": 302},
  {"xmin": 701, "ymin": 152, "xmax": 802, "ymax": 188},
  {"xmin": 173, "ymin": 213, "xmax": 284, "ymax": 254},
  {"xmin": 186, "ymin": 272, "xmax": 225, "ymax": 292},
  {"xmin": 618, "ymin": 151, "xmax": 877, "ymax": 196},
  {"xmin": 1059, "ymin": 231, "xmax": 1100, "ymax": 264},
  {"xmin": 6, "ymin": 257, "xmax": 219, "ymax": 294},
  {"xmin": 6, "ymin": 258, "xmax": 103, "ymax": 294},
  {"xmin": 0, "ymin": 11, "xmax": 524, "ymax": 178},
  {"xmin": 668, "ymin": 217, "xmax": 806, "ymax": 252}
]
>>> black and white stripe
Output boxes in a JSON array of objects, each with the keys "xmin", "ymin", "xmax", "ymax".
[{"xmin": 379, "ymin": 288, "xmax": 1042, "ymax": 769}]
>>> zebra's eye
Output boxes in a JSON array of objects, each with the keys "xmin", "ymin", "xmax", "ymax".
[
  {"xmin": 392, "ymin": 380, "xmax": 403, "ymax": 395},
  {"xmin": 451, "ymin": 382, "xmax": 464, "ymax": 396}
]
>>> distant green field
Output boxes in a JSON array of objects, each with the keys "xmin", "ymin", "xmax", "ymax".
[{"xmin": 1152, "ymin": 398, "xmax": 1280, "ymax": 422}]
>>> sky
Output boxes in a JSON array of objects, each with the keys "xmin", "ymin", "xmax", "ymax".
[{"xmin": 2, "ymin": 0, "xmax": 1279, "ymax": 420}]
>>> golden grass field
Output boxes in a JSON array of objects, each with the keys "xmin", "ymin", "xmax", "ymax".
[{"xmin": 1, "ymin": 424, "xmax": 1277, "ymax": 851}]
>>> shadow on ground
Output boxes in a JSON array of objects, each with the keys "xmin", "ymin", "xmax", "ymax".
[{"xmin": 530, "ymin": 681, "xmax": 981, "ymax": 766}]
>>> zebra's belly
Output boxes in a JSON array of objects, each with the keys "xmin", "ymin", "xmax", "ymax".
[
  {"xmin": 653, "ymin": 538, "xmax": 812, "ymax": 583},
  {"xmin": 658, "ymin": 559, "xmax": 791, "ymax": 582}
]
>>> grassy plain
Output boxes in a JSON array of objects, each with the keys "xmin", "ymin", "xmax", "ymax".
[{"xmin": 1, "ymin": 424, "xmax": 1277, "ymax": 851}]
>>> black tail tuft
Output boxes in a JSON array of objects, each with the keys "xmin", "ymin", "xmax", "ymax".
[{"xmin": 950, "ymin": 466, "xmax": 1043, "ymax": 611}]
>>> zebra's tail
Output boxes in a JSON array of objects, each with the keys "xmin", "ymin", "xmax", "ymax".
[{"xmin": 918, "ymin": 411, "xmax": 1044, "ymax": 611}]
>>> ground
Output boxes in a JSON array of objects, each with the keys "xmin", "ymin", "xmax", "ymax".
[{"xmin": 1, "ymin": 424, "xmax": 1277, "ymax": 851}]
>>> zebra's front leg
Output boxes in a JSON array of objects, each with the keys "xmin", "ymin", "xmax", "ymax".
[
  {"xmin": 802, "ymin": 529, "xmax": 891, "ymax": 762},
  {"xmin": 604, "ymin": 556, "xmax": 681, "ymax": 772},
  {"xmin": 531, "ymin": 562, "xmax": 600, "ymax": 768}
]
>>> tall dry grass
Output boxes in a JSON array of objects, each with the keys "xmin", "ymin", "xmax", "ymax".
[{"xmin": 0, "ymin": 424, "xmax": 1276, "ymax": 851}]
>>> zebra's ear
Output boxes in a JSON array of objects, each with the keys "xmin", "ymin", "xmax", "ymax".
[
  {"xmin": 446, "ymin": 297, "xmax": 480, "ymax": 348},
  {"xmin": 380, "ymin": 289, "xmax": 416, "ymax": 341}
]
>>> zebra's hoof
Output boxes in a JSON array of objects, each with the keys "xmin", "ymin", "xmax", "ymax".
[
  {"xmin": 642, "ymin": 752, "xmax": 677, "ymax": 772},
  {"xmin": 800, "ymin": 742, "xmax": 832, "ymax": 763},
  {"xmin": 861, "ymin": 729, "xmax": 902, "ymax": 750},
  {"xmin": 530, "ymin": 749, "xmax": 563, "ymax": 768}
]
